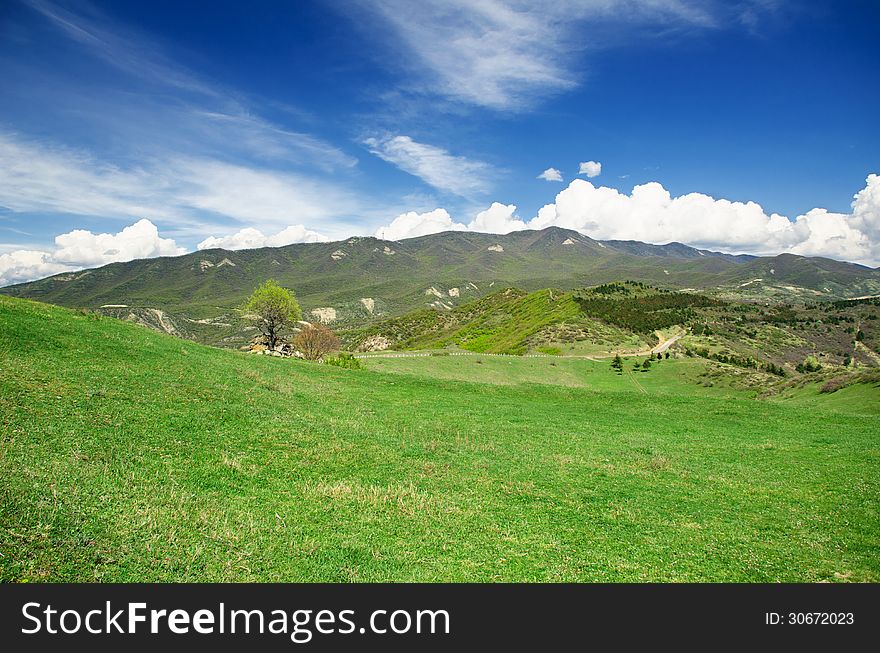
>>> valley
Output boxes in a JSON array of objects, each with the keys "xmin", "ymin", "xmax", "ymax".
[{"xmin": 1, "ymin": 295, "xmax": 878, "ymax": 582}]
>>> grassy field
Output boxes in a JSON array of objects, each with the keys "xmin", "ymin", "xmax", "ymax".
[
  {"xmin": 360, "ymin": 353, "xmax": 731, "ymax": 395},
  {"xmin": 1, "ymin": 295, "xmax": 878, "ymax": 582}
]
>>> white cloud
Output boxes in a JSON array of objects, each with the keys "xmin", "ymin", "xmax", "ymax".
[
  {"xmin": 528, "ymin": 175, "xmax": 880, "ymax": 266},
  {"xmin": 0, "ymin": 250, "xmax": 74, "ymax": 287},
  {"xmin": 0, "ymin": 132, "xmax": 362, "ymax": 230},
  {"xmin": 356, "ymin": 0, "xmax": 721, "ymax": 110},
  {"xmin": 375, "ymin": 208, "xmax": 467, "ymax": 240},
  {"xmin": 197, "ymin": 225, "xmax": 330, "ymax": 251},
  {"xmin": 364, "ymin": 134, "xmax": 494, "ymax": 197},
  {"xmin": 469, "ymin": 202, "xmax": 527, "ymax": 234},
  {"xmin": 0, "ymin": 132, "xmax": 173, "ymax": 219},
  {"xmin": 0, "ymin": 219, "xmax": 185, "ymax": 286},
  {"xmin": 51, "ymin": 219, "xmax": 185, "ymax": 266},
  {"xmin": 537, "ymin": 168, "xmax": 564, "ymax": 182},
  {"xmin": 368, "ymin": 174, "xmax": 880, "ymax": 264},
  {"xmin": 851, "ymin": 173, "xmax": 880, "ymax": 241},
  {"xmin": 175, "ymin": 159, "xmax": 362, "ymax": 225},
  {"xmin": 578, "ymin": 161, "xmax": 602, "ymax": 178}
]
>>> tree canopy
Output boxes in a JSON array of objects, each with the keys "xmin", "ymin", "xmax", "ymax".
[{"xmin": 243, "ymin": 280, "xmax": 301, "ymax": 350}]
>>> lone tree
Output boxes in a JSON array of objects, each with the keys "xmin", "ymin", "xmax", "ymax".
[
  {"xmin": 243, "ymin": 280, "xmax": 302, "ymax": 350},
  {"xmin": 294, "ymin": 323, "xmax": 341, "ymax": 361}
]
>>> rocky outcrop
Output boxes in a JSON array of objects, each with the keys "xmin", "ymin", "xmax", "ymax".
[{"xmin": 359, "ymin": 335, "xmax": 391, "ymax": 352}]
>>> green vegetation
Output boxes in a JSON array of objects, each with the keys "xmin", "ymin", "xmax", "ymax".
[
  {"xmin": 573, "ymin": 283, "xmax": 721, "ymax": 334},
  {"xmin": 2, "ymin": 296, "xmax": 878, "ymax": 582},
  {"xmin": 242, "ymin": 280, "xmax": 301, "ymax": 349},
  {"xmin": 352, "ymin": 288, "xmax": 586, "ymax": 355},
  {"xmin": 324, "ymin": 352, "xmax": 363, "ymax": 370},
  {"xmin": 796, "ymin": 356, "xmax": 823, "ymax": 374}
]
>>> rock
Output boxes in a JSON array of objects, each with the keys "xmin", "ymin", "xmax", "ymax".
[
  {"xmin": 310, "ymin": 307, "xmax": 337, "ymax": 324},
  {"xmin": 360, "ymin": 335, "xmax": 391, "ymax": 352}
]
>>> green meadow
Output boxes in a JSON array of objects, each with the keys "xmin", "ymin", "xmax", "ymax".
[{"xmin": 1, "ymin": 295, "xmax": 878, "ymax": 582}]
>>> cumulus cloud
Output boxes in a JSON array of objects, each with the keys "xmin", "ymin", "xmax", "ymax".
[
  {"xmin": 537, "ymin": 168, "xmax": 564, "ymax": 182},
  {"xmin": 370, "ymin": 174, "xmax": 880, "ymax": 265},
  {"xmin": 375, "ymin": 208, "xmax": 467, "ymax": 240},
  {"xmin": 0, "ymin": 250, "xmax": 74, "ymax": 287},
  {"xmin": 530, "ymin": 175, "xmax": 880, "ymax": 266},
  {"xmin": 851, "ymin": 173, "xmax": 880, "ymax": 241},
  {"xmin": 468, "ymin": 202, "xmax": 527, "ymax": 234},
  {"xmin": 197, "ymin": 225, "xmax": 330, "ymax": 251},
  {"xmin": 364, "ymin": 134, "xmax": 494, "ymax": 197},
  {"xmin": 0, "ymin": 219, "xmax": 185, "ymax": 286},
  {"xmin": 51, "ymin": 219, "xmax": 185, "ymax": 266},
  {"xmin": 578, "ymin": 161, "xmax": 602, "ymax": 178}
]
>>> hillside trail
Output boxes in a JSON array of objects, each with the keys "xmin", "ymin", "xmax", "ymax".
[
  {"xmin": 355, "ymin": 329, "xmax": 687, "ymax": 361},
  {"xmin": 623, "ymin": 367, "xmax": 648, "ymax": 395},
  {"xmin": 585, "ymin": 329, "xmax": 685, "ymax": 360}
]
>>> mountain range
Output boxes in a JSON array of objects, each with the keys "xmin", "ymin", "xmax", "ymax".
[{"xmin": 2, "ymin": 227, "xmax": 878, "ymax": 346}]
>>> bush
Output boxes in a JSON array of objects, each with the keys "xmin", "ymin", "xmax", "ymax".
[
  {"xmin": 294, "ymin": 323, "xmax": 341, "ymax": 361},
  {"xmin": 796, "ymin": 356, "xmax": 822, "ymax": 373},
  {"xmin": 819, "ymin": 378, "xmax": 845, "ymax": 394},
  {"xmin": 324, "ymin": 353, "xmax": 363, "ymax": 369}
]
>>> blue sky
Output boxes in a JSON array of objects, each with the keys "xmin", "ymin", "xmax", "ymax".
[{"xmin": 1, "ymin": 0, "xmax": 879, "ymax": 284}]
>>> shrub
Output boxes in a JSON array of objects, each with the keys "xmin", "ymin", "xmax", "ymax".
[
  {"xmin": 796, "ymin": 356, "xmax": 822, "ymax": 373},
  {"xmin": 324, "ymin": 352, "xmax": 363, "ymax": 369},
  {"xmin": 819, "ymin": 378, "xmax": 845, "ymax": 394},
  {"xmin": 294, "ymin": 323, "xmax": 341, "ymax": 361}
]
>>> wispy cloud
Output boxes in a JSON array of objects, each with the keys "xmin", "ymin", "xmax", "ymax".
[
  {"xmin": 25, "ymin": 0, "xmax": 223, "ymax": 99},
  {"xmin": 0, "ymin": 132, "xmax": 363, "ymax": 231},
  {"xmin": 15, "ymin": 0, "xmax": 356, "ymax": 171},
  {"xmin": 364, "ymin": 134, "xmax": 495, "ymax": 197},
  {"xmin": 353, "ymin": 0, "xmax": 726, "ymax": 110}
]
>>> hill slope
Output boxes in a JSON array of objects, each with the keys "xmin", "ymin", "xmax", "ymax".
[{"xmin": 1, "ymin": 295, "xmax": 878, "ymax": 582}]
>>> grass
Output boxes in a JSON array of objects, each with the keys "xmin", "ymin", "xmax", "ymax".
[
  {"xmin": 361, "ymin": 353, "xmax": 745, "ymax": 396},
  {"xmin": 1, "ymin": 295, "xmax": 879, "ymax": 582}
]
